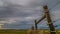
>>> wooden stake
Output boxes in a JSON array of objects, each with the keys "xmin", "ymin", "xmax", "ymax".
[
  {"xmin": 43, "ymin": 5, "xmax": 56, "ymax": 34},
  {"xmin": 36, "ymin": 15, "xmax": 46, "ymax": 24},
  {"xmin": 35, "ymin": 20, "xmax": 37, "ymax": 30},
  {"xmin": 35, "ymin": 20, "xmax": 37, "ymax": 34}
]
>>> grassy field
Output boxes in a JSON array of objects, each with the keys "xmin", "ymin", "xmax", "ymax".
[
  {"xmin": 0, "ymin": 29, "xmax": 27, "ymax": 34},
  {"xmin": 0, "ymin": 29, "xmax": 60, "ymax": 34}
]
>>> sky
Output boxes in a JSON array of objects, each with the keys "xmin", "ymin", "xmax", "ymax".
[{"xmin": 0, "ymin": 0, "xmax": 60, "ymax": 29}]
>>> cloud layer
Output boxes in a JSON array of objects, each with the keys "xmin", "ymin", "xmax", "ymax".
[{"xmin": 0, "ymin": 0, "xmax": 60, "ymax": 29}]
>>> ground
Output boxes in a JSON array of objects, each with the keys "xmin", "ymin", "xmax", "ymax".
[{"xmin": 0, "ymin": 29, "xmax": 60, "ymax": 34}]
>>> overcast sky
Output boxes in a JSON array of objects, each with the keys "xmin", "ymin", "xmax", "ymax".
[{"xmin": 0, "ymin": 0, "xmax": 60, "ymax": 29}]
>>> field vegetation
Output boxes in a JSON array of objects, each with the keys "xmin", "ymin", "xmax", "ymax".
[{"xmin": 0, "ymin": 29, "xmax": 60, "ymax": 34}]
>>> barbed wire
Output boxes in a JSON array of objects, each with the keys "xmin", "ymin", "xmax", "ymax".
[{"xmin": 49, "ymin": 0, "xmax": 60, "ymax": 10}]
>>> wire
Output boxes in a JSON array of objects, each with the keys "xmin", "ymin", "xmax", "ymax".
[{"xmin": 49, "ymin": 0, "xmax": 60, "ymax": 10}]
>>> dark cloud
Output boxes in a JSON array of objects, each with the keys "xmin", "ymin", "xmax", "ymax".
[
  {"xmin": 0, "ymin": 0, "xmax": 60, "ymax": 29},
  {"xmin": 0, "ymin": 7, "xmax": 14, "ymax": 18}
]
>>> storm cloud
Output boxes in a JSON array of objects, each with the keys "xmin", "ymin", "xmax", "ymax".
[{"xmin": 0, "ymin": 0, "xmax": 60, "ymax": 29}]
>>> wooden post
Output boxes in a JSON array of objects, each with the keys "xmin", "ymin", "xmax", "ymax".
[
  {"xmin": 35, "ymin": 20, "xmax": 37, "ymax": 34},
  {"xmin": 35, "ymin": 20, "xmax": 37, "ymax": 30},
  {"xmin": 36, "ymin": 15, "xmax": 46, "ymax": 24},
  {"xmin": 43, "ymin": 5, "xmax": 56, "ymax": 34}
]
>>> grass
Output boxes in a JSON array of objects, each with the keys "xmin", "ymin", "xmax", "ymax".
[
  {"xmin": 0, "ymin": 29, "xmax": 60, "ymax": 34},
  {"xmin": 0, "ymin": 29, "xmax": 27, "ymax": 34}
]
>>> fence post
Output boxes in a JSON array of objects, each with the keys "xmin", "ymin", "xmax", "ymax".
[{"xmin": 43, "ymin": 5, "xmax": 56, "ymax": 34}]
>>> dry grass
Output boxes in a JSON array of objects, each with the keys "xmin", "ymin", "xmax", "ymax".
[
  {"xmin": 0, "ymin": 29, "xmax": 60, "ymax": 34},
  {"xmin": 28, "ymin": 30, "xmax": 60, "ymax": 34}
]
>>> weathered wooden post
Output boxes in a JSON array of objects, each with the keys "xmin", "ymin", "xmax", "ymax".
[
  {"xmin": 35, "ymin": 20, "xmax": 37, "ymax": 31},
  {"xmin": 36, "ymin": 15, "xmax": 46, "ymax": 24},
  {"xmin": 35, "ymin": 20, "xmax": 37, "ymax": 34},
  {"xmin": 43, "ymin": 5, "xmax": 56, "ymax": 34}
]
